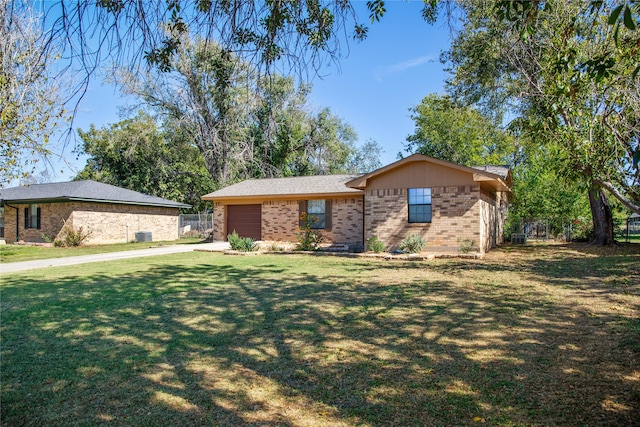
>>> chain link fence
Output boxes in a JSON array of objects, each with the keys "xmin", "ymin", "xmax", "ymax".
[{"xmin": 179, "ymin": 213, "xmax": 213, "ymax": 239}]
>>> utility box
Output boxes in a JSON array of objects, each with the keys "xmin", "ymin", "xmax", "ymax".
[
  {"xmin": 511, "ymin": 233, "xmax": 527, "ymax": 244},
  {"xmin": 135, "ymin": 231, "xmax": 153, "ymax": 242}
]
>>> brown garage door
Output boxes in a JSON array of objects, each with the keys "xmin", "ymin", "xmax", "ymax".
[{"xmin": 227, "ymin": 204, "xmax": 261, "ymax": 240}]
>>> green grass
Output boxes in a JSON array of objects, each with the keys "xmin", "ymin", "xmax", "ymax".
[
  {"xmin": 1, "ymin": 243, "xmax": 639, "ymax": 426},
  {"xmin": 0, "ymin": 237, "xmax": 206, "ymax": 263}
]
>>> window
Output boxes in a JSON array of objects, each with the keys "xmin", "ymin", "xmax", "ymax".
[
  {"xmin": 299, "ymin": 199, "xmax": 332, "ymax": 230},
  {"xmin": 408, "ymin": 188, "xmax": 432, "ymax": 223},
  {"xmin": 24, "ymin": 204, "xmax": 41, "ymax": 229},
  {"xmin": 307, "ymin": 200, "xmax": 326, "ymax": 229}
]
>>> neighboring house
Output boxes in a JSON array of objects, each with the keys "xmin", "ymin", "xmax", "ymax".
[
  {"xmin": 202, "ymin": 154, "xmax": 512, "ymax": 253},
  {"xmin": 0, "ymin": 180, "xmax": 190, "ymax": 244}
]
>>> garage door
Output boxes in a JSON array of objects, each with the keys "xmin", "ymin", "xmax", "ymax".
[{"xmin": 227, "ymin": 204, "xmax": 262, "ymax": 240}]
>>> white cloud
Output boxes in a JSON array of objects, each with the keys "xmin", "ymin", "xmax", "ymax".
[{"xmin": 374, "ymin": 55, "xmax": 433, "ymax": 82}]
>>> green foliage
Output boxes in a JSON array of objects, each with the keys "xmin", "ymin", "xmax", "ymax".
[
  {"xmin": 405, "ymin": 94, "xmax": 515, "ymax": 166},
  {"xmin": 75, "ymin": 111, "xmax": 214, "ymax": 212},
  {"xmin": 445, "ymin": 1, "xmax": 640, "ymax": 244},
  {"xmin": 295, "ymin": 212, "xmax": 324, "ymax": 251},
  {"xmin": 366, "ymin": 236, "xmax": 386, "ymax": 253},
  {"xmin": 399, "ymin": 234, "xmax": 426, "ymax": 254},
  {"xmin": 119, "ymin": 41, "xmax": 375, "ymax": 188},
  {"xmin": 227, "ymin": 230, "xmax": 258, "ymax": 252},
  {"xmin": 44, "ymin": 0, "xmax": 376, "ymax": 89},
  {"xmin": 457, "ymin": 239, "xmax": 477, "ymax": 254},
  {"xmin": 1, "ymin": 1, "xmax": 69, "ymax": 185},
  {"xmin": 54, "ymin": 223, "xmax": 92, "ymax": 247},
  {"xmin": 267, "ymin": 243, "xmax": 285, "ymax": 252}
]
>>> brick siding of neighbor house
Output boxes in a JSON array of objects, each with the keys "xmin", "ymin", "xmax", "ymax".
[
  {"xmin": 213, "ymin": 197, "xmax": 364, "ymax": 246},
  {"xmin": 5, "ymin": 202, "xmax": 179, "ymax": 244},
  {"xmin": 365, "ymin": 185, "xmax": 482, "ymax": 252}
]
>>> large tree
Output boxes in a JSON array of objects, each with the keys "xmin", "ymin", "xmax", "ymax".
[
  {"xmin": 0, "ymin": 0, "xmax": 68, "ymax": 185},
  {"xmin": 405, "ymin": 93, "xmax": 516, "ymax": 167},
  {"xmin": 75, "ymin": 112, "xmax": 213, "ymax": 212},
  {"xmin": 119, "ymin": 38, "xmax": 376, "ymax": 185},
  {"xmin": 442, "ymin": 1, "xmax": 640, "ymax": 245}
]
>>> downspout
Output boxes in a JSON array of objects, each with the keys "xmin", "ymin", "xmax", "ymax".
[{"xmin": 4, "ymin": 203, "xmax": 19, "ymax": 242}]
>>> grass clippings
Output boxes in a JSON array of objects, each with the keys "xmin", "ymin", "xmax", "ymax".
[{"xmin": 1, "ymin": 242, "xmax": 638, "ymax": 426}]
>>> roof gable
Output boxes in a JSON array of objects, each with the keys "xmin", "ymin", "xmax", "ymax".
[
  {"xmin": 346, "ymin": 154, "xmax": 512, "ymax": 192},
  {"xmin": 0, "ymin": 180, "xmax": 190, "ymax": 208}
]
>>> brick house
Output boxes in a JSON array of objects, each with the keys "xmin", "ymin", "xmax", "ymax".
[
  {"xmin": 0, "ymin": 180, "xmax": 190, "ymax": 245},
  {"xmin": 202, "ymin": 154, "xmax": 512, "ymax": 253}
]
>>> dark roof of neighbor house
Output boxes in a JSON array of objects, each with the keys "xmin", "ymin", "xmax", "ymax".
[
  {"xmin": 346, "ymin": 154, "xmax": 512, "ymax": 192},
  {"xmin": 202, "ymin": 174, "xmax": 363, "ymax": 200},
  {"xmin": 0, "ymin": 180, "xmax": 191, "ymax": 208}
]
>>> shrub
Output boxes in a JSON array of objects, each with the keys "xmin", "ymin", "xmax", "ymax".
[
  {"xmin": 267, "ymin": 243, "xmax": 284, "ymax": 252},
  {"xmin": 295, "ymin": 212, "xmax": 324, "ymax": 251},
  {"xmin": 54, "ymin": 222, "xmax": 92, "ymax": 247},
  {"xmin": 399, "ymin": 234, "xmax": 426, "ymax": 253},
  {"xmin": 366, "ymin": 236, "xmax": 385, "ymax": 253},
  {"xmin": 458, "ymin": 238, "xmax": 477, "ymax": 254},
  {"xmin": 227, "ymin": 230, "xmax": 257, "ymax": 252}
]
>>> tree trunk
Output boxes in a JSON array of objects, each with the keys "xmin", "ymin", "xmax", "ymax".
[{"xmin": 588, "ymin": 183, "xmax": 615, "ymax": 246}]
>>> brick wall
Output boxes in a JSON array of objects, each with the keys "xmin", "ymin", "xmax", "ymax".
[
  {"xmin": 4, "ymin": 202, "xmax": 179, "ymax": 244},
  {"xmin": 262, "ymin": 200, "xmax": 299, "ymax": 241},
  {"xmin": 214, "ymin": 197, "xmax": 364, "ymax": 246},
  {"xmin": 365, "ymin": 185, "xmax": 482, "ymax": 251},
  {"xmin": 324, "ymin": 197, "xmax": 363, "ymax": 246},
  {"xmin": 213, "ymin": 202, "xmax": 225, "ymax": 241},
  {"xmin": 2, "ymin": 203, "xmax": 73, "ymax": 243}
]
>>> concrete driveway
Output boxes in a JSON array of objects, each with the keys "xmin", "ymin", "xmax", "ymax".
[{"xmin": 0, "ymin": 242, "xmax": 230, "ymax": 274}]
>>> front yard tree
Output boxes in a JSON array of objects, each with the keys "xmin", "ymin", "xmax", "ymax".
[
  {"xmin": 443, "ymin": 1, "xmax": 640, "ymax": 245},
  {"xmin": 0, "ymin": 0, "xmax": 68, "ymax": 185}
]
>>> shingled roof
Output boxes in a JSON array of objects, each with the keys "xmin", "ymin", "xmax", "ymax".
[
  {"xmin": 202, "ymin": 174, "xmax": 363, "ymax": 201},
  {"xmin": 0, "ymin": 180, "xmax": 190, "ymax": 208},
  {"xmin": 471, "ymin": 165, "xmax": 510, "ymax": 179}
]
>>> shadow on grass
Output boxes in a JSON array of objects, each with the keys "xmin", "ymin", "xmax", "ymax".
[{"xmin": 1, "ymin": 249, "xmax": 639, "ymax": 426}]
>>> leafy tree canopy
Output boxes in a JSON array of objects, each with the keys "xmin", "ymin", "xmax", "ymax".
[
  {"xmin": 440, "ymin": 0, "xmax": 639, "ymax": 244},
  {"xmin": 405, "ymin": 94, "xmax": 516, "ymax": 167},
  {"xmin": 75, "ymin": 112, "xmax": 214, "ymax": 212},
  {"xmin": 1, "ymin": 0, "xmax": 68, "ymax": 185}
]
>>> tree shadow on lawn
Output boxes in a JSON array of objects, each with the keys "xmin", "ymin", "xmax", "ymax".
[{"xmin": 1, "ymin": 253, "xmax": 639, "ymax": 426}]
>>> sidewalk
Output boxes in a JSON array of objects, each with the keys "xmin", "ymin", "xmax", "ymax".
[{"xmin": 0, "ymin": 242, "xmax": 230, "ymax": 274}]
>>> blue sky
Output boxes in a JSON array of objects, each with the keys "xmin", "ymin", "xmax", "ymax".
[{"xmin": 50, "ymin": 1, "xmax": 452, "ymax": 180}]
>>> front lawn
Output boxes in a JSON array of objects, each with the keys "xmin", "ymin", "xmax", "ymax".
[
  {"xmin": 1, "ymin": 243, "xmax": 638, "ymax": 426},
  {"xmin": 0, "ymin": 237, "xmax": 206, "ymax": 263}
]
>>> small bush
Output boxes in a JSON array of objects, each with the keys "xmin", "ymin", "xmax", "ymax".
[
  {"xmin": 399, "ymin": 234, "xmax": 426, "ymax": 254},
  {"xmin": 458, "ymin": 238, "xmax": 477, "ymax": 253},
  {"xmin": 366, "ymin": 236, "xmax": 385, "ymax": 253},
  {"xmin": 227, "ymin": 230, "xmax": 257, "ymax": 252},
  {"xmin": 267, "ymin": 243, "xmax": 284, "ymax": 252},
  {"xmin": 295, "ymin": 212, "xmax": 324, "ymax": 251},
  {"xmin": 54, "ymin": 223, "xmax": 92, "ymax": 247}
]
